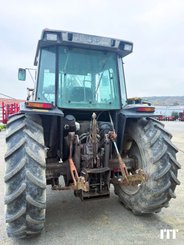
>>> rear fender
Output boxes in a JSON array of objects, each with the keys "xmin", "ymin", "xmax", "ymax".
[
  {"xmin": 117, "ymin": 105, "xmax": 156, "ymax": 152},
  {"xmin": 20, "ymin": 102, "xmax": 64, "ymax": 159}
]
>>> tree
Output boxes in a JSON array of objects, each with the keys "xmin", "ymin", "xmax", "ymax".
[{"xmin": 171, "ymin": 111, "xmax": 179, "ymax": 120}]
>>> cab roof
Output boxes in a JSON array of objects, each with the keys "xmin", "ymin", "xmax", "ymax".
[{"xmin": 34, "ymin": 29, "xmax": 133, "ymax": 65}]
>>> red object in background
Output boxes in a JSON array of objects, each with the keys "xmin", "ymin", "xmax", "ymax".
[
  {"xmin": 157, "ymin": 115, "xmax": 175, "ymax": 121},
  {"xmin": 167, "ymin": 116, "xmax": 174, "ymax": 121},
  {"xmin": 2, "ymin": 102, "xmax": 20, "ymax": 124},
  {"xmin": 179, "ymin": 111, "xmax": 184, "ymax": 121},
  {"xmin": 156, "ymin": 115, "xmax": 166, "ymax": 121}
]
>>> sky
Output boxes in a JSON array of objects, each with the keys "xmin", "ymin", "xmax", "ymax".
[{"xmin": 0, "ymin": 0, "xmax": 184, "ymax": 99}]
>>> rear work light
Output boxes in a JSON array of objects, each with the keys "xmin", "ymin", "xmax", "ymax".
[
  {"xmin": 136, "ymin": 106, "xmax": 155, "ymax": 113},
  {"xmin": 26, "ymin": 101, "xmax": 54, "ymax": 109},
  {"xmin": 124, "ymin": 43, "xmax": 133, "ymax": 51},
  {"xmin": 44, "ymin": 32, "xmax": 58, "ymax": 41}
]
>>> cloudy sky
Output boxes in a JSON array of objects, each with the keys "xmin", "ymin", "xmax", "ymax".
[{"xmin": 0, "ymin": 0, "xmax": 184, "ymax": 99}]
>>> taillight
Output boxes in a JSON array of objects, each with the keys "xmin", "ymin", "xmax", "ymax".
[
  {"xmin": 26, "ymin": 101, "xmax": 54, "ymax": 109},
  {"xmin": 136, "ymin": 107, "xmax": 155, "ymax": 113}
]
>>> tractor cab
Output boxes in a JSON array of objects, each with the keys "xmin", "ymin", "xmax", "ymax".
[{"xmin": 34, "ymin": 29, "xmax": 133, "ymax": 110}]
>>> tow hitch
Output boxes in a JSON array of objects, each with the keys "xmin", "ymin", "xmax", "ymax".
[{"xmin": 108, "ymin": 113, "xmax": 147, "ymax": 186}]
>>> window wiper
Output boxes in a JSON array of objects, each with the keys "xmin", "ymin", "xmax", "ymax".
[
  {"xmin": 95, "ymin": 56, "xmax": 110, "ymax": 94},
  {"xmin": 63, "ymin": 52, "xmax": 70, "ymax": 73}
]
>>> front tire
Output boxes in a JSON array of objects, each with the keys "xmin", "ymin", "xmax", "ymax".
[
  {"xmin": 114, "ymin": 118, "xmax": 181, "ymax": 214},
  {"xmin": 4, "ymin": 113, "xmax": 46, "ymax": 238}
]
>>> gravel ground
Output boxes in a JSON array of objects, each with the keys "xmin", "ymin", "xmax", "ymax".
[{"xmin": 0, "ymin": 121, "xmax": 183, "ymax": 245}]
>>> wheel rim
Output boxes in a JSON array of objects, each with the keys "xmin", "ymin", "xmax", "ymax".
[{"xmin": 120, "ymin": 139, "xmax": 143, "ymax": 195}]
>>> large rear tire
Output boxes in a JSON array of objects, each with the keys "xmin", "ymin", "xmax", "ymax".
[
  {"xmin": 4, "ymin": 113, "xmax": 46, "ymax": 238},
  {"xmin": 114, "ymin": 118, "xmax": 181, "ymax": 214}
]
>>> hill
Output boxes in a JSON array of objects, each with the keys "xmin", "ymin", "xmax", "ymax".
[{"xmin": 141, "ymin": 96, "xmax": 184, "ymax": 106}]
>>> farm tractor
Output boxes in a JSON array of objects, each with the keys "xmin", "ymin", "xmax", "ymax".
[{"xmin": 4, "ymin": 29, "xmax": 180, "ymax": 238}]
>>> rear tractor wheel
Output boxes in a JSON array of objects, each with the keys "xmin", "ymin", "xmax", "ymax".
[
  {"xmin": 114, "ymin": 118, "xmax": 181, "ymax": 214},
  {"xmin": 4, "ymin": 113, "xmax": 46, "ymax": 238}
]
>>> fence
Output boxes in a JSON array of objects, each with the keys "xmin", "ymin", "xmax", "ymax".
[
  {"xmin": 0, "ymin": 106, "xmax": 2, "ymax": 123},
  {"xmin": 1, "ymin": 102, "xmax": 20, "ymax": 124}
]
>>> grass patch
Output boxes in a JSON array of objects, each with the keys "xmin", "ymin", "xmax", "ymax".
[{"xmin": 0, "ymin": 124, "xmax": 6, "ymax": 131}]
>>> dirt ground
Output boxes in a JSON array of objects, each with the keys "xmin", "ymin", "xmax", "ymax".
[{"xmin": 0, "ymin": 121, "xmax": 183, "ymax": 245}]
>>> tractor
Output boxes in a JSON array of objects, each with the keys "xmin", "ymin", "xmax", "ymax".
[{"xmin": 4, "ymin": 29, "xmax": 180, "ymax": 238}]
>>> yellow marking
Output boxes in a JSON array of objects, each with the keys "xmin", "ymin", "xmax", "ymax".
[{"xmin": 32, "ymin": 109, "xmax": 49, "ymax": 112}]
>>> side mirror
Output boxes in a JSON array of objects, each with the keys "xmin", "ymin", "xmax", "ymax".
[{"xmin": 18, "ymin": 68, "xmax": 26, "ymax": 81}]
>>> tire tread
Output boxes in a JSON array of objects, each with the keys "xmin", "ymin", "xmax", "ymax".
[{"xmin": 4, "ymin": 113, "xmax": 46, "ymax": 238}]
